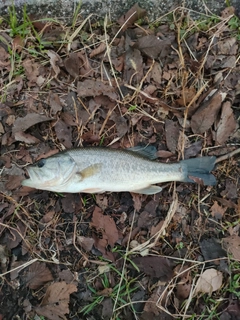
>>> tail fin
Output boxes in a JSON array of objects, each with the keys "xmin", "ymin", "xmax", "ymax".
[{"xmin": 181, "ymin": 156, "xmax": 216, "ymax": 186}]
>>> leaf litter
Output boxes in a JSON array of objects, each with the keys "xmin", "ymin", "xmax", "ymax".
[{"xmin": 0, "ymin": 2, "xmax": 240, "ymax": 320}]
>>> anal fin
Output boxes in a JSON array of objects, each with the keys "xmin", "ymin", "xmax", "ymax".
[{"xmin": 131, "ymin": 185, "xmax": 162, "ymax": 195}]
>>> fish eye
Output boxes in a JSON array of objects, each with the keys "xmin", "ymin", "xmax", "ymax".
[{"xmin": 37, "ymin": 159, "xmax": 46, "ymax": 168}]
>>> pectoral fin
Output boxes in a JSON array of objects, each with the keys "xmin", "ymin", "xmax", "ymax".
[
  {"xmin": 77, "ymin": 163, "xmax": 102, "ymax": 179},
  {"xmin": 131, "ymin": 185, "xmax": 162, "ymax": 195}
]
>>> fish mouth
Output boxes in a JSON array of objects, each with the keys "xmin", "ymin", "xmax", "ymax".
[{"xmin": 21, "ymin": 167, "xmax": 40, "ymax": 187}]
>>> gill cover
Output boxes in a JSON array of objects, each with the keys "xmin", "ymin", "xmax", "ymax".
[{"xmin": 22, "ymin": 153, "xmax": 77, "ymax": 189}]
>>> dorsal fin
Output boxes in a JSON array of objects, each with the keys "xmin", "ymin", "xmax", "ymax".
[{"xmin": 127, "ymin": 145, "xmax": 158, "ymax": 160}]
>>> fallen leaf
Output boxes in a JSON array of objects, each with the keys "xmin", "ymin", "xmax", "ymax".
[
  {"xmin": 64, "ymin": 52, "xmax": 80, "ymax": 78},
  {"xmin": 175, "ymin": 265, "xmax": 192, "ymax": 299},
  {"xmin": 22, "ymin": 59, "xmax": 41, "ymax": 87},
  {"xmin": 77, "ymin": 79, "xmax": 118, "ymax": 100},
  {"xmin": 90, "ymin": 42, "xmax": 106, "ymax": 58},
  {"xmin": 222, "ymin": 235, "xmax": 240, "ymax": 260},
  {"xmin": 200, "ymin": 238, "xmax": 227, "ymax": 262},
  {"xmin": 195, "ymin": 269, "xmax": 223, "ymax": 295},
  {"xmin": 117, "ymin": 3, "xmax": 146, "ymax": 31},
  {"xmin": 77, "ymin": 236, "xmax": 94, "ymax": 252},
  {"xmin": 14, "ymin": 131, "xmax": 40, "ymax": 144},
  {"xmin": 221, "ymin": 6, "xmax": 235, "ymax": 18},
  {"xmin": 124, "ymin": 34, "xmax": 143, "ymax": 84},
  {"xmin": 210, "ymin": 201, "xmax": 227, "ymax": 220},
  {"xmin": 132, "ymin": 256, "xmax": 173, "ymax": 280},
  {"xmin": 101, "ymin": 298, "xmax": 113, "ymax": 318},
  {"xmin": 47, "ymin": 50, "xmax": 63, "ymax": 77},
  {"xmin": 12, "ymin": 35, "xmax": 24, "ymax": 53},
  {"xmin": 131, "ymin": 193, "xmax": 142, "ymax": 211},
  {"xmin": 59, "ymin": 269, "xmax": 76, "ymax": 284},
  {"xmin": 26, "ymin": 262, "xmax": 53, "ymax": 289},
  {"xmin": 5, "ymin": 174, "xmax": 23, "ymax": 190},
  {"xmin": 184, "ymin": 141, "xmax": 202, "ymax": 158},
  {"xmin": 143, "ymin": 285, "xmax": 168, "ymax": 316},
  {"xmin": 12, "ymin": 113, "xmax": 52, "ymax": 134},
  {"xmin": 165, "ymin": 119, "xmax": 180, "ymax": 153},
  {"xmin": 220, "ymin": 179, "xmax": 238, "ymax": 199},
  {"xmin": 110, "ymin": 113, "xmax": 128, "ymax": 138},
  {"xmin": 214, "ymin": 101, "xmax": 237, "ymax": 145},
  {"xmin": 49, "ymin": 92, "xmax": 62, "ymax": 115},
  {"xmin": 191, "ymin": 91, "xmax": 226, "ymax": 134},
  {"xmin": 134, "ymin": 35, "xmax": 171, "ymax": 59},
  {"xmin": 90, "ymin": 206, "xmax": 119, "ymax": 258},
  {"xmin": 150, "ymin": 61, "xmax": 162, "ymax": 83},
  {"xmin": 77, "ymin": 52, "xmax": 93, "ymax": 77},
  {"xmin": 217, "ymin": 38, "xmax": 238, "ymax": 56},
  {"xmin": 0, "ymin": 245, "xmax": 8, "ymax": 273},
  {"xmin": 54, "ymin": 119, "xmax": 72, "ymax": 148},
  {"xmin": 176, "ymin": 87, "xmax": 196, "ymax": 106},
  {"xmin": 35, "ymin": 281, "xmax": 77, "ymax": 320}
]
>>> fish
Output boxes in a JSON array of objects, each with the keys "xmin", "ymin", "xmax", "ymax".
[{"xmin": 21, "ymin": 146, "xmax": 216, "ymax": 194}]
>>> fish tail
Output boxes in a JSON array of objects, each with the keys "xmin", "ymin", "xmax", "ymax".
[{"xmin": 181, "ymin": 156, "xmax": 216, "ymax": 186}]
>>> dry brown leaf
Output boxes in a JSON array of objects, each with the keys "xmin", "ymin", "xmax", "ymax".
[
  {"xmin": 14, "ymin": 131, "xmax": 40, "ymax": 144},
  {"xmin": 95, "ymin": 194, "xmax": 108, "ymax": 211},
  {"xmin": 222, "ymin": 235, "xmax": 240, "ymax": 260},
  {"xmin": 54, "ymin": 119, "xmax": 72, "ymax": 148},
  {"xmin": 90, "ymin": 42, "xmax": 106, "ymax": 58},
  {"xmin": 210, "ymin": 201, "xmax": 227, "ymax": 220},
  {"xmin": 221, "ymin": 6, "xmax": 235, "ymax": 18},
  {"xmin": 176, "ymin": 87, "xmax": 196, "ymax": 106},
  {"xmin": 64, "ymin": 52, "xmax": 80, "ymax": 78},
  {"xmin": 91, "ymin": 206, "xmax": 119, "ymax": 248},
  {"xmin": 77, "ymin": 79, "xmax": 118, "ymax": 100},
  {"xmin": 59, "ymin": 269, "xmax": 76, "ymax": 284},
  {"xmin": 184, "ymin": 141, "xmax": 202, "ymax": 158},
  {"xmin": 150, "ymin": 220, "xmax": 164, "ymax": 237},
  {"xmin": 12, "ymin": 113, "xmax": 52, "ymax": 134},
  {"xmin": 77, "ymin": 236, "xmax": 94, "ymax": 252},
  {"xmin": 0, "ymin": 245, "xmax": 8, "ymax": 273},
  {"xmin": 132, "ymin": 256, "xmax": 173, "ymax": 280},
  {"xmin": 35, "ymin": 281, "xmax": 77, "ymax": 320},
  {"xmin": 5, "ymin": 174, "xmax": 23, "ymax": 190},
  {"xmin": 49, "ymin": 92, "xmax": 62, "ymax": 115},
  {"xmin": 214, "ymin": 101, "xmax": 237, "ymax": 145},
  {"xmin": 117, "ymin": 3, "xmax": 146, "ymax": 31},
  {"xmin": 110, "ymin": 113, "xmax": 128, "ymax": 138},
  {"xmin": 134, "ymin": 35, "xmax": 171, "ymax": 59},
  {"xmin": 220, "ymin": 179, "xmax": 238, "ymax": 200},
  {"xmin": 150, "ymin": 61, "xmax": 162, "ymax": 83},
  {"xmin": 124, "ymin": 38, "xmax": 143, "ymax": 84},
  {"xmin": 131, "ymin": 193, "xmax": 142, "ymax": 212},
  {"xmin": 195, "ymin": 269, "xmax": 223, "ymax": 295},
  {"xmin": 12, "ymin": 35, "xmax": 24, "ymax": 53},
  {"xmin": 26, "ymin": 262, "xmax": 53, "ymax": 289},
  {"xmin": 191, "ymin": 91, "xmax": 226, "ymax": 134},
  {"xmin": 77, "ymin": 52, "xmax": 94, "ymax": 77},
  {"xmin": 143, "ymin": 286, "xmax": 167, "ymax": 316},
  {"xmin": 175, "ymin": 265, "xmax": 192, "ymax": 299},
  {"xmin": 22, "ymin": 59, "xmax": 40, "ymax": 87},
  {"xmin": 0, "ymin": 46, "xmax": 10, "ymax": 66},
  {"xmin": 165, "ymin": 119, "xmax": 180, "ymax": 153},
  {"xmin": 217, "ymin": 38, "xmax": 238, "ymax": 55},
  {"xmin": 47, "ymin": 50, "xmax": 63, "ymax": 77}
]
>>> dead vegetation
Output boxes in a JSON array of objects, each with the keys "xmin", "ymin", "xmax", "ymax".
[{"xmin": 0, "ymin": 3, "xmax": 240, "ymax": 320}]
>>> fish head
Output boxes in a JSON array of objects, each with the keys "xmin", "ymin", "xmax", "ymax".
[{"xmin": 22, "ymin": 153, "xmax": 77, "ymax": 191}]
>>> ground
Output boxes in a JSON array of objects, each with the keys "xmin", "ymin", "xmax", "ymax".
[{"xmin": 0, "ymin": 3, "xmax": 240, "ymax": 320}]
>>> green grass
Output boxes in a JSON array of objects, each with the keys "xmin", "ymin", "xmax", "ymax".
[{"xmin": 80, "ymin": 258, "xmax": 140, "ymax": 317}]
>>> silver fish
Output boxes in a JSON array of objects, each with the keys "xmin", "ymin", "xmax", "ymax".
[{"xmin": 21, "ymin": 147, "xmax": 216, "ymax": 194}]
